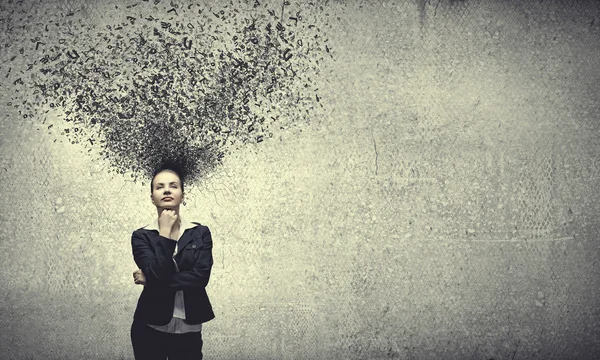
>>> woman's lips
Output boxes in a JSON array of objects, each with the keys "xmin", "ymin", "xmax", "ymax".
[{"xmin": 162, "ymin": 197, "xmax": 173, "ymax": 201}]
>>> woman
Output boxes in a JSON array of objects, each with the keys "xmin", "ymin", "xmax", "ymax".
[{"xmin": 130, "ymin": 163, "xmax": 215, "ymax": 360}]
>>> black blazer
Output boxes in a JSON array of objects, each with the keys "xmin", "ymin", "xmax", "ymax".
[{"xmin": 131, "ymin": 222, "xmax": 215, "ymax": 325}]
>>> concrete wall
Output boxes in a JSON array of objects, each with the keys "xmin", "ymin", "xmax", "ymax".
[{"xmin": 1, "ymin": 0, "xmax": 599, "ymax": 359}]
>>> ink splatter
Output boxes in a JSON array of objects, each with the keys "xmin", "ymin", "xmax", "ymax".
[{"xmin": 8, "ymin": 0, "xmax": 334, "ymax": 185}]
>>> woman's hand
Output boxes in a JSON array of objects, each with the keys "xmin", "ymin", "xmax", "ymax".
[
  {"xmin": 133, "ymin": 269, "xmax": 147, "ymax": 285},
  {"xmin": 158, "ymin": 209, "xmax": 178, "ymax": 236}
]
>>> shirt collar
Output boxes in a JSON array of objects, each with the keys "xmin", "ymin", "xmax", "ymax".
[{"xmin": 143, "ymin": 215, "xmax": 198, "ymax": 231}]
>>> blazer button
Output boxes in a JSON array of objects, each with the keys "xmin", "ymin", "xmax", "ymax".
[{"xmin": 192, "ymin": 244, "xmax": 197, "ymax": 248}]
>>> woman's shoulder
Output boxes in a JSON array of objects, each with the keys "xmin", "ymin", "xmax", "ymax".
[
  {"xmin": 131, "ymin": 218, "xmax": 159, "ymax": 234},
  {"xmin": 191, "ymin": 221, "xmax": 210, "ymax": 232}
]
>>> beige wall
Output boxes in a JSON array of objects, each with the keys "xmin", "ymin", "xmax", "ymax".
[{"xmin": 1, "ymin": 0, "xmax": 599, "ymax": 359}]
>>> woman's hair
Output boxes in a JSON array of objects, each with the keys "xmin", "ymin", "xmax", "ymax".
[{"xmin": 150, "ymin": 161, "xmax": 185, "ymax": 193}]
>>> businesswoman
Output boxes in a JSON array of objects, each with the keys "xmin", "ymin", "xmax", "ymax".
[{"xmin": 131, "ymin": 164, "xmax": 215, "ymax": 360}]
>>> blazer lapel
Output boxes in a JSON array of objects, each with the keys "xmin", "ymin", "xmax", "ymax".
[
  {"xmin": 174, "ymin": 218, "xmax": 199, "ymax": 257},
  {"xmin": 174, "ymin": 228, "xmax": 195, "ymax": 257}
]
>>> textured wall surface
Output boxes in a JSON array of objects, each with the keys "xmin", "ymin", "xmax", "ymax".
[{"xmin": 1, "ymin": 0, "xmax": 600, "ymax": 359}]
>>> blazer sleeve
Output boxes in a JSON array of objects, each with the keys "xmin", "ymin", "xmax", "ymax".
[
  {"xmin": 131, "ymin": 230, "xmax": 177, "ymax": 287},
  {"xmin": 166, "ymin": 228, "xmax": 214, "ymax": 291}
]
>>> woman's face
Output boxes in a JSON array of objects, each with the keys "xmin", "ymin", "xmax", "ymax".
[{"xmin": 151, "ymin": 170, "xmax": 184, "ymax": 209}]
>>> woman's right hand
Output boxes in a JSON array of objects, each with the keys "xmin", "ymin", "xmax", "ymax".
[{"xmin": 158, "ymin": 209, "xmax": 178, "ymax": 235}]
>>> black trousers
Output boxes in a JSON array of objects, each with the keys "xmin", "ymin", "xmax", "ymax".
[{"xmin": 131, "ymin": 320, "xmax": 203, "ymax": 360}]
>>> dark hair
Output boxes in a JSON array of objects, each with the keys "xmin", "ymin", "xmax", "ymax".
[{"xmin": 150, "ymin": 161, "xmax": 185, "ymax": 193}]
